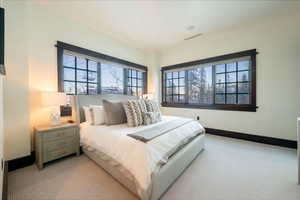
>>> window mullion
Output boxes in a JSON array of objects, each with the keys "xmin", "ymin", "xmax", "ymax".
[
  {"xmin": 177, "ymin": 75, "xmax": 180, "ymax": 103},
  {"xmin": 185, "ymin": 70, "xmax": 189, "ymax": 104},
  {"xmin": 224, "ymin": 64, "xmax": 227, "ymax": 104},
  {"xmin": 123, "ymin": 68, "xmax": 127, "ymax": 95},
  {"xmin": 171, "ymin": 73, "xmax": 174, "ymax": 103},
  {"xmin": 130, "ymin": 70, "xmax": 133, "ymax": 95},
  {"xmin": 212, "ymin": 65, "xmax": 216, "ymax": 105},
  {"xmin": 236, "ymin": 62, "xmax": 238, "ymax": 104},
  {"xmin": 57, "ymin": 49, "xmax": 64, "ymax": 92},
  {"xmin": 97, "ymin": 62, "xmax": 101, "ymax": 94},
  {"xmin": 75, "ymin": 56, "xmax": 77, "ymax": 95},
  {"xmin": 164, "ymin": 73, "xmax": 166, "ymax": 102},
  {"xmin": 86, "ymin": 58, "xmax": 89, "ymax": 95},
  {"xmin": 144, "ymin": 71, "xmax": 148, "ymax": 95}
]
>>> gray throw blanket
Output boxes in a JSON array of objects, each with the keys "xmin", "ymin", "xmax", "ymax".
[{"xmin": 127, "ymin": 118, "xmax": 193, "ymax": 142}]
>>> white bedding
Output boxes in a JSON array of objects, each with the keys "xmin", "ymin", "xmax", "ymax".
[{"xmin": 80, "ymin": 115, "xmax": 205, "ymax": 200}]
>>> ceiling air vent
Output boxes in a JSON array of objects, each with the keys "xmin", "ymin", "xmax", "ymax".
[{"xmin": 184, "ymin": 33, "xmax": 203, "ymax": 41}]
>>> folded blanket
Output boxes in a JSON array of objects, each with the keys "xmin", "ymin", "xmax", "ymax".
[{"xmin": 127, "ymin": 117, "xmax": 193, "ymax": 142}]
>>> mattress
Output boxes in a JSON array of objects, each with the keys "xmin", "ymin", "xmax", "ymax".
[{"xmin": 80, "ymin": 115, "xmax": 205, "ymax": 200}]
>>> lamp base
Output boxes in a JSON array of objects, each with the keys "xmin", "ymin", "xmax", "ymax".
[{"xmin": 50, "ymin": 113, "xmax": 61, "ymax": 126}]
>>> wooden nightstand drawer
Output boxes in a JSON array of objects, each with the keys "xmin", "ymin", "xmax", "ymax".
[
  {"xmin": 43, "ymin": 138, "xmax": 76, "ymax": 152},
  {"xmin": 43, "ymin": 148, "xmax": 75, "ymax": 163},
  {"xmin": 43, "ymin": 128, "xmax": 76, "ymax": 142}
]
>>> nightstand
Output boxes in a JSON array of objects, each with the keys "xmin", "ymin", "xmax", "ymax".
[{"xmin": 34, "ymin": 123, "xmax": 80, "ymax": 169}]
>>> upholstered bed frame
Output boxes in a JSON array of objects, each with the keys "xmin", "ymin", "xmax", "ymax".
[{"xmin": 73, "ymin": 95, "xmax": 205, "ymax": 200}]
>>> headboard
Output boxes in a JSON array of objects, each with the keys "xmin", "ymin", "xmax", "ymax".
[{"xmin": 73, "ymin": 94, "xmax": 138, "ymax": 123}]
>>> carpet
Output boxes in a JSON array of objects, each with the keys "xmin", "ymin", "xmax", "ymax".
[{"xmin": 8, "ymin": 135, "xmax": 300, "ymax": 200}]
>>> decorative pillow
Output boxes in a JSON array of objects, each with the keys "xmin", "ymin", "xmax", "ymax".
[
  {"xmin": 144, "ymin": 100, "xmax": 162, "ymax": 119},
  {"xmin": 123, "ymin": 100, "xmax": 143, "ymax": 127},
  {"xmin": 142, "ymin": 111, "xmax": 161, "ymax": 125},
  {"xmin": 137, "ymin": 99, "xmax": 147, "ymax": 113},
  {"xmin": 102, "ymin": 100, "xmax": 127, "ymax": 125},
  {"xmin": 137, "ymin": 100, "xmax": 147, "ymax": 124},
  {"xmin": 90, "ymin": 105, "xmax": 105, "ymax": 125},
  {"xmin": 83, "ymin": 106, "xmax": 92, "ymax": 123},
  {"xmin": 132, "ymin": 100, "xmax": 143, "ymax": 125}
]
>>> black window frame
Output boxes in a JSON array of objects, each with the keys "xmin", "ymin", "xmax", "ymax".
[
  {"xmin": 161, "ymin": 49, "xmax": 258, "ymax": 112},
  {"xmin": 56, "ymin": 41, "xmax": 147, "ymax": 96}
]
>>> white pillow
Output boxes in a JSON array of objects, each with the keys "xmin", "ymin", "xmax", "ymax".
[
  {"xmin": 90, "ymin": 105, "xmax": 105, "ymax": 125},
  {"xmin": 83, "ymin": 106, "xmax": 92, "ymax": 123}
]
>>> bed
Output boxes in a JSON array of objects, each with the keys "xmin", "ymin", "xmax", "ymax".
[{"xmin": 73, "ymin": 94, "xmax": 205, "ymax": 200}]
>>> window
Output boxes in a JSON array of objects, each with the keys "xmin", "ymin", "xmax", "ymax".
[
  {"xmin": 101, "ymin": 62, "xmax": 124, "ymax": 94},
  {"xmin": 57, "ymin": 41, "xmax": 147, "ymax": 96},
  {"xmin": 164, "ymin": 71, "xmax": 186, "ymax": 103},
  {"xmin": 188, "ymin": 66, "xmax": 213, "ymax": 104},
  {"xmin": 214, "ymin": 61, "xmax": 251, "ymax": 105},
  {"xmin": 62, "ymin": 54, "xmax": 100, "ymax": 95},
  {"xmin": 126, "ymin": 69, "xmax": 144, "ymax": 96},
  {"xmin": 162, "ymin": 49, "xmax": 257, "ymax": 112}
]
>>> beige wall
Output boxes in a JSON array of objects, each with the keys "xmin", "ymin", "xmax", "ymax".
[
  {"xmin": 4, "ymin": 2, "xmax": 146, "ymax": 160},
  {"xmin": 158, "ymin": 13, "xmax": 300, "ymax": 141},
  {"xmin": 3, "ymin": 1, "xmax": 31, "ymax": 160},
  {"xmin": 144, "ymin": 50, "xmax": 161, "ymax": 101}
]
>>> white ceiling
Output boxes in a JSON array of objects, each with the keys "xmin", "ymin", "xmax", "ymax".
[{"xmin": 29, "ymin": 0, "xmax": 300, "ymax": 50}]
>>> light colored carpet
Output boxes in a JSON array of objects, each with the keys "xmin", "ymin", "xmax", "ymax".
[{"xmin": 8, "ymin": 135, "xmax": 300, "ymax": 200}]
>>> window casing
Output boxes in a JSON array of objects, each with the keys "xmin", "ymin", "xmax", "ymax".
[
  {"xmin": 57, "ymin": 41, "xmax": 147, "ymax": 96},
  {"xmin": 161, "ymin": 49, "xmax": 257, "ymax": 112}
]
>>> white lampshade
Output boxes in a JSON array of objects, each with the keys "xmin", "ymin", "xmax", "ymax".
[{"xmin": 41, "ymin": 92, "xmax": 67, "ymax": 107}]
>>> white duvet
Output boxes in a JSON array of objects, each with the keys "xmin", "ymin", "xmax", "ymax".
[{"xmin": 80, "ymin": 115, "xmax": 205, "ymax": 200}]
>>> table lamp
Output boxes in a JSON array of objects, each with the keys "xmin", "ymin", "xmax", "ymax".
[{"xmin": 41, "ymin": 92, "xmax": 67, "ymax": 126}]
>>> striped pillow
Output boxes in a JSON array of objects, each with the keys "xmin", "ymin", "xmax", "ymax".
[
  {"xmin": 143, "ymin": 100, "xmax": 162, "ymax": 124},
  {"xmin": 144, "ymin": 100, "xmax": 162, "ymax": 117},
  {"xmin": 142, "ymin": 111, "xmax": 161, "ymax": 125},
  {"xmin": 123, "ymin": 100, "xmax": 143, "ymax": 127},
  {"xmin": 137, "ymin": 99, "xmax": 147, "ymax": 113}
]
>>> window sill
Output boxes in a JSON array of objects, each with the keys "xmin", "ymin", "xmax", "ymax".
[{"xmin": 161, "ymin": 102, "xmax": 258, "ymax": 112}]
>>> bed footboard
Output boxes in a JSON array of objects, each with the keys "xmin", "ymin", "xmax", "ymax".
[{"xmin": 151, "ymin": 134, "xmax": 205, "ymax": 200}]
